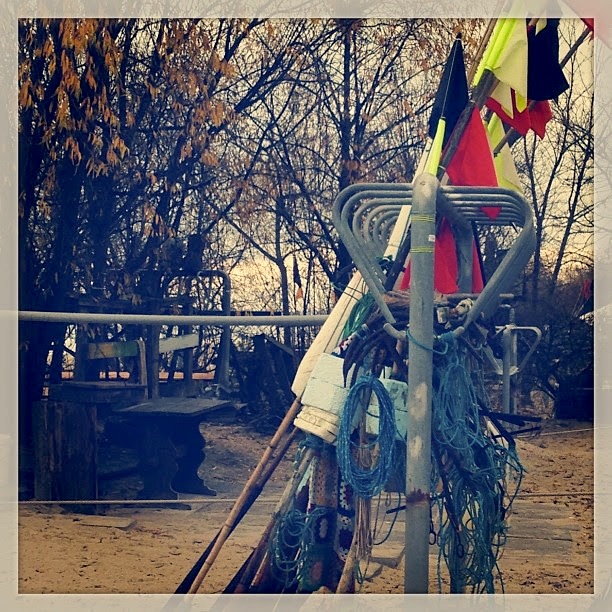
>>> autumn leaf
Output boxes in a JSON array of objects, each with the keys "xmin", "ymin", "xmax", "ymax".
[
  {"xmin": 18, "ymin": 82, "xmax": 32, "ymax": 109},
  {"xmin": 209, "ymin": 102, "xmax": 224, "ymax": 127},
  {"xmin": 210, "ymin": 51, "xmax": 221, "ymax": 72},
  {"xmin": 220, "ymin": 59, "xmax": 236, "ymax": 78},
  {"xmin": 180, "ymin": 140, "xmax": 193, "ymax": 161},
  {"xmin": 200, "ymin": 150, "xmax": 219, "ymax": 166}
]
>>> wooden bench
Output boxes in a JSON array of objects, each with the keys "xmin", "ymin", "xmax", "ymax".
[{"xmin": 35, "ymin": 335, "xmax": 228, "ymax": 507}]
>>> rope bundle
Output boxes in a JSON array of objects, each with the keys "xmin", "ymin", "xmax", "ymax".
[
  {"xmin": 336, "ymin": 374, "xmax": 397, "ymax": 500},
  {"xmin": 268, "ymin": 506, "xmax": 328, "ymax": 589},
  {"xmin": 432, "ymin": 335, "xmax": 483, "ymax": 453},
  {"xmin": 430, "ymin": 336, "xmax": 524, "ymax": 594}
]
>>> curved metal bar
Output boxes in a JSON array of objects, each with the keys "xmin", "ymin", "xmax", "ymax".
[
  {"xmin": 351, "ymin": 200, "xmax": 390, "ymax": 263},
  {"xmin": 332, "ymin": 182, "xmax": 536, "ymax": 336},
  {"xmin": 454, "ymin": 191, "xmax": 535, "ymax": 328},
  {"xmin": 370, "ymin": 208, "xmax": 403, "ymax": 254},
  {"xmin": 333, "ymin": 186, "xmax": 415, "ymax": 324}
]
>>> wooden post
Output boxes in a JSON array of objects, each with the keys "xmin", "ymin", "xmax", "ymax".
[
  {"xmin": 32, "ymin": 399, "xmax": 97, "ymax": 514},
  {"xmin": 182, "ymin": 302, "xmax": 195, "ymax": 397},
  {"xmin": 74, "ymin": 324, "xmax": 90, "ymax": 381}
]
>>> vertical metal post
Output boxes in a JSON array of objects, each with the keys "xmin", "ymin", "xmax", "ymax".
[
  {"xmin": 197, "ymin": 270, "xmax": 232, "ymax": 397},
  {"xmin": 405, "ymin": 173, "xmax": 439, "ymax": 593},
  {"xmin": 216, "ymin": 271, "xmax": 232, "ymax": 397},
  {"xmin": 502, "ymin": 308, "xmax": 518, "ymax": 415}
]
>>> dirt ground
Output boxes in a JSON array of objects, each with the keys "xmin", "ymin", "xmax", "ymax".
[{"xmin": 16, "ymin": 407, "xmax": 597, "ymax": 599}]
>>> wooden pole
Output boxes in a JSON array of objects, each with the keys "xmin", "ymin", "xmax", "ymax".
[
  {"xmin": 336, "ymin": 536, "xmax": 358, "ymax": 593},
  {"xmin": 231, "ymin": 445, "xmax": 315, "ymax": 593},
  {"xmin": 466, "ymin": 18, "xmax": 497, "ymax": 85},
  {"xmin": 185, "ymin": 397, "xmax": 303, "ymax": 594},
  {"xmin": 173, "ymin": 424, "xmax": 301, "ymax": 596}
]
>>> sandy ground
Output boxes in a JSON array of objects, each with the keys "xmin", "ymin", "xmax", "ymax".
[{"xmin": 17, "ymin": 413, "xmax": 596, "ymax": 598}]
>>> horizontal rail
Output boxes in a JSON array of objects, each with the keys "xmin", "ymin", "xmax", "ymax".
[
  {"xmin": 17, "ymin": 497, "xmax": 281, "ymax": 506},
  {"xmin": 15, "ymin": 310, "xmax": 329, "ymax": 327}
]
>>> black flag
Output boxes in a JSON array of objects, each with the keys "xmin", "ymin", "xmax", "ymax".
[
  {"xmin": 427, "ymin": 35, "xmax": 469, "ymax": 149},
  {"xmin": 527, "ymin": 18, "xmax": 569, "ymax": 101}
]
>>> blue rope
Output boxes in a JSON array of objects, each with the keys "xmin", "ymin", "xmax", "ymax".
[
  {"xmin": 336, "ymin": 374, "xmax": 396, "ymax": 499},
  {"xmin": 268, "ymin": 506, "xmax": 327, "ymax": 589},
  {"xmin": 405, "ymin": 326, "xmax": 452, "ymax": 355},
  {"xmin": 430, "ymin": 337, "xmax": 525, "ymax": 594},
  {"xmin": 432, "ymin": 337, "xmax": 482, "ymax": 453}
]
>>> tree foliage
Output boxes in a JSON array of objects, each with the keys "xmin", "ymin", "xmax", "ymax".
[{"xmin": 17, "ymin": 17, "xmax": 594, "ymax": 425}]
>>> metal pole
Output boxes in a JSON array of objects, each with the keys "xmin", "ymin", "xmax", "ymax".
[
  {"xmin": 404, "ymin": 173, "xmax": 439, "ymax": 593},
  {"xmin": 502, "ymin": 308, "xmax": 518, "ymax": 415},
  {"xmin": 218, "ymin": 273, "xmax": 232, "ymax": 397},
  {"xmin": 196, "ymin": 270, "xmax": 233, "ymax": 397},
  {"xmin": 15, "ymin": 311, "xmax": 328, "ymax": 327}
]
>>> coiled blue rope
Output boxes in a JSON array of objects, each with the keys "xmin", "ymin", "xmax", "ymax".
[{"xmin": 336, "ymin": 374, "xmax": 396, "ymax": 499}]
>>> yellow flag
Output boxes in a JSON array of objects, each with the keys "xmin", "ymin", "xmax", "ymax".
[
  {"xmin": 426, "ymin": 117, "xmax": 446, "ymax": 176},
  {"xmin": 473, "ymin": 18, "xmax": 528, "ymax": 116},
  {"xmin": 486, "ymin": 114, "xmax": 522, "ymax": 193}
]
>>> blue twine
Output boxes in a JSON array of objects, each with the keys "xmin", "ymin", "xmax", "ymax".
[
  {"xmin": 405, "ymin": 326, "xmax": 452, "ymax": 355},
  {"xmin": 430, "ymin": 339, "xmax": 525, "ymax": 594},
  {"xmin": 268, "ymin": 506, "xmax": 327, "ymax": 589},
  {"xmin": 293, "ymin": 434, "xmax": 325, "ymax": 471},
  {"xmin": 336, "ymin": 374, "xmax": 396, "ymax": 499}
]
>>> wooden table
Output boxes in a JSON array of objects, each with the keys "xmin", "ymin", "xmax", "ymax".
[
  {"xmin": 35, "ymin": 385, "xmax": 233, "ymax": 505},
  {"xmin": 114, "ymin": 397, "xmax": 234, "ymax": 499}
]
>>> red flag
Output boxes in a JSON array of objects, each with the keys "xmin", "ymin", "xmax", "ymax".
[
  {"xmin": 486, "ymin": 92, "xmax": 553, "ymax": 139},
  {"xmin": 399, "ymin": 218, "xmax": 457, "ymax": 294},
  {"xmin": 581, "ymin": 18, "xmax": 595, "ymax": 36},
  {"xmin": 445, "ymin": 108, "xmax": 498, "ymax": 187},
  {"xmin": 432, "ymin": 218, "xmax": 459, "ymax": 294},
  {"xmin": 399, "ymin": 218, "xmax": 484, "ymax": 295},
  {"xmin": 580, "ymin": 278, "xmax": 593, "ymax": 299},
  {"xmin": 445, "ymin": 107, "xmax": 500, "ymax": 220}
]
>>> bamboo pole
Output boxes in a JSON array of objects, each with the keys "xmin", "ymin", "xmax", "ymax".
[
  {"xmin": 231, "ymin": 445, "xmax": 316, "ymax": 593},
  {"xmin": 183, "ymin": 398, "xmax": 303, "ymax": 594},
  {"xmin": 172, "ymin": 424, "xmax": 301, "ymax": 596},
  {"xmin": 336, "ymin": 536, "xmax": 359, "ymax": 594},
  {"xmin": 466, "ymin": 18, "xmax": 498, "ymax": 85}
]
